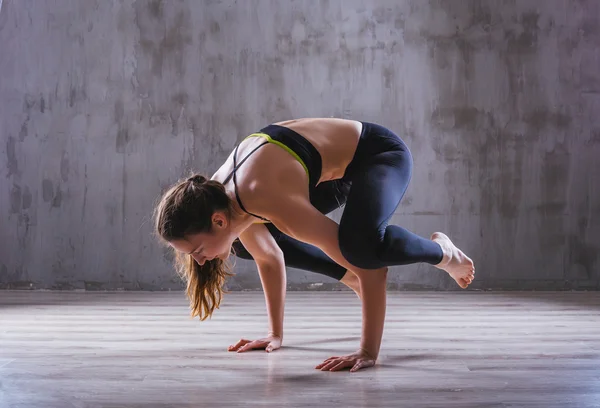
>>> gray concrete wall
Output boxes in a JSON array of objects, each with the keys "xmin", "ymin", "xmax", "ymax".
[{"xmin": 1, "ymin": 0, "xmax": 598, "ymax": 291}]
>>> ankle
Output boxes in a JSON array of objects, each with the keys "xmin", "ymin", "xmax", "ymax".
[{"xmin": 433, "ymin": 240, "xmax": 449, "ymax": 267}]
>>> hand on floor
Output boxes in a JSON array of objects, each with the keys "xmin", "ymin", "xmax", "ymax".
[
  {"xmin": 315, "ymin": 349, "xmax": 376, "ymax": 373},
  {"xmin": 228, "ymin": 335, "xmax": 282, "ymax": 353}
]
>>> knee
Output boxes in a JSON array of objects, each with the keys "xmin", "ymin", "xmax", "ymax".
[
  {"xmin": 341, "ymin": 271, "xmax": 361, "ymax": 299},
  {"xmin": 339, "ymin": 229, "xmax": 384, "ymax": 270}
]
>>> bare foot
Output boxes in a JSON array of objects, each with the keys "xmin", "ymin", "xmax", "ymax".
[{"xmin": 431, "ymin": 232, "xmax": 475, "ymax": 289}]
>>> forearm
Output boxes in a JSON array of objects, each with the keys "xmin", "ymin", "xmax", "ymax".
[
  {"xmin": 357, "ymin": 269, "xmax": 387, "ymax": 359},
  {"xmin": 256, "ymin": 261, "xmax": 286, "ymax": 338}
]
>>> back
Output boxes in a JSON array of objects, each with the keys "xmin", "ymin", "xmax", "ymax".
[{"xmin": 274, "ymin": 118, "xmax": 362, "ymax": 182}]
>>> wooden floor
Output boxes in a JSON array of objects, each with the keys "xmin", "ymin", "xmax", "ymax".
[{"xmin": 1, "ymin": 291, "xmax": 599, "ymax": 408}]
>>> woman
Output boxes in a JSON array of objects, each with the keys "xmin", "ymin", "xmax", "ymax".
[{"xmin": 154, "ymin": 118, "xmax": 475, "ymax": 373}]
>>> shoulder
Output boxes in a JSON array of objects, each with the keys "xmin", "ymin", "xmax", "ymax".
[
  {"xmin": 238, "ymin": 176, "xmax": 305, "ymax": 221},
  {"xmin": 237, "ymin": 157, "xmax": 309, "ymax": 212}
]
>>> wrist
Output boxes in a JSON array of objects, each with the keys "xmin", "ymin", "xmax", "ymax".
[
  {"xmin": 359, "ymin": 347, "xmax": 377, "ymax": 360},
  {"xmin": 268, "ymin": 331, "xmax": 283, "ymax": 339}
]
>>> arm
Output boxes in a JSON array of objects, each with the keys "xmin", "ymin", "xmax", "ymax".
[
  {"xmin": 264, "ymin": 196, "xmax": 387, "ymax": 359},
  {"xmin": 238, "ymin": 223, "xmax": 286, "ymax": 340}
]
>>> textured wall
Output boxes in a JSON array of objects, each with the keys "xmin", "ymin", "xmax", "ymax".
[{"xmin": 1, "ymin": 0, "xmax": 598, "ymax": 291}]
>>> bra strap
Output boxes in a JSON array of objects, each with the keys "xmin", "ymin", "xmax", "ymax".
[{"xmin": 223, "ymin": 141, "xmax": 270, "ymax": 222}]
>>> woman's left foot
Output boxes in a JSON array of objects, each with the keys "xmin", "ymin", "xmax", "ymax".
[{"xmin": 431, "ymin": 232, "xmax": 475, "ymax": 289}]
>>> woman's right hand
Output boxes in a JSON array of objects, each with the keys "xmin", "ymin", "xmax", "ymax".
[{"xmin": 228, "ymin": 335, "xmax": 282, "ymax": 353}]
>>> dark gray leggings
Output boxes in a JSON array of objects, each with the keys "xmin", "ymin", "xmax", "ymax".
[{"xmin": 231, "ymin": 122, "xmax": 443, "ymax": 280}]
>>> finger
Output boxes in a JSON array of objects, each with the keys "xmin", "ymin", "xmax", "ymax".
[
  {"xmin": 237, "ymin": 339, "xmax": 258, "ymax": 348},
  {"xmin": 315, "ymin": 357, "xmax": 340, "ymax": 369},
  {"xmin": 237, "ymin": 343, "xmax": 256, "ymax": 353},
  {"xmin": 320, "ymin": 359, "xmax": 344, "ymax": 371},
  {"xmin": 329, "ymin": 360, "xmax": 352, "ymax": 372},
  {"xmin": 315, "ymin": 360, "xmax": 333, "ymax": 369},
  {"xmin": 320, "ymin": 356, "xmax": 340, "ymax": 365},
  {"xmin": 229, "ymin": 339, "xmax": 252, "ymax": 351},
  {"xmin": 319, "ymin": 360, "xmax": 338, "ymax": 371},
  {"xmin": 228, "ymin": 343, "xmax": 246, "ymax": 351},
  {"xmin": 237, "ymin": 340, "xmax": 266, "ymax": 353}
]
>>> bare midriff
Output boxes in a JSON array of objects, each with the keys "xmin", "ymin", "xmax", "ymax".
[{"xmin": 274, "ymin": 118, "xmax": 362, "ymax": 184}]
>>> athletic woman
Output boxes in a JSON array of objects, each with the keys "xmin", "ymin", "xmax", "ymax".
[{"xmin": 154, "ymin": 118, "xmax": 475, "ymax": 373}]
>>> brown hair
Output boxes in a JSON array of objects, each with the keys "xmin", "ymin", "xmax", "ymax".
[{"xmin": 154, "ymin": 173, "xmax": 235, "ymax": 321}]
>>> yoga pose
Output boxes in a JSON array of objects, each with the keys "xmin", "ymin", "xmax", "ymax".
[{"xmin": 154, "ymin": 118, "xmax": 475, "ymax": 372}]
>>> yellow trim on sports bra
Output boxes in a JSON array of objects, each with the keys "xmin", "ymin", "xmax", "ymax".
[{"xmin": 244, "ymin": 132, "xmax": 310, "ymax": 178}]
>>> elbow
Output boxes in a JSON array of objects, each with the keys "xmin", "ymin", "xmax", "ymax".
[{"xmin": 255, "ymin": 249, "xmax": 285, "ymax": 270}]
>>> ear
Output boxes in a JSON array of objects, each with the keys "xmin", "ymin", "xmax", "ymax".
[{"xmin": 212, "ymin": 211, "xmax": 228, "ymax": 229}]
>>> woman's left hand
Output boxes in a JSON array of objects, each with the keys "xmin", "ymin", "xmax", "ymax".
[{"xmin": 315, "ymin": 349, "xmax": 376, "ymax": 372}]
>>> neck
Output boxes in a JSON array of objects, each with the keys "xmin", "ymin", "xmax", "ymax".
[{"xmin": 227, "ymin": 195, "xmax": 256, "ymax": 237}]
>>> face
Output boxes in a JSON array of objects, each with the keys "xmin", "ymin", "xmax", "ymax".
[{"xmin": 169, "ymin": 212, "xmax": 233, "ymax": 266}]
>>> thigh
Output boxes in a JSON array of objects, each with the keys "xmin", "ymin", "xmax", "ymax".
[
  {"xmin": 309, "ymin": 178, "xmax": 351, "ymax": 215},
  {"xmin": 340, "ymin": 147, "xmax": 413, "ymax": 239}
]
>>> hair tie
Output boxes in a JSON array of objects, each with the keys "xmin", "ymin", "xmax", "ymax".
[{"xmin": 187, "ymin": 175, "xmax": 206, "ymax": 185}]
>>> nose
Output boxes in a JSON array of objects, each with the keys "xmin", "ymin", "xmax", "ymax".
[{"xmin": 191, "ymin": 254, "xmax": 206, "ymax": 266}]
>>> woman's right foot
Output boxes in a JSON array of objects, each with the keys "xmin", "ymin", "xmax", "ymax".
[{"xmin": 431, "ymin": 232, "xmax": 475, "ymax": 289}]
